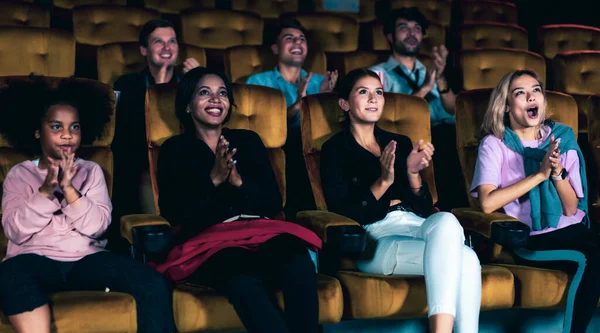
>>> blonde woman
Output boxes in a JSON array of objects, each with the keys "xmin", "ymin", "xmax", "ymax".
[{"xmin": 471, "ymin": 69, "xmax": 598, "ymax": 333}]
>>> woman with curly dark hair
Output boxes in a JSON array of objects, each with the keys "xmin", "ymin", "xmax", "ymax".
[{"xmin": 0, "ymin": 77, "xmax": 175, "ymax": 333}]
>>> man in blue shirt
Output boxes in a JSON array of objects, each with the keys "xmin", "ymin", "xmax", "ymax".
[
  {"xmin": 370, "ymin": 7, "xmax": 467, "ymax": 211},
  {"xmin": 247, "ymin": 19, "xmax": 338, "ymax": 129},
  {"xmin": 247, "ymin": 18, "xmax": 338, "ymax": 219}
]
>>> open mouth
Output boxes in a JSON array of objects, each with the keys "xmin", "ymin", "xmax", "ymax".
[
  {"xmin": 159, "ymin": 52, "xmax": 173, "ymax": 59},
  {"xmin": 526, "ymin": 105, "xmax": 539, "ymax": 119},
  {"xmin": 290, "ymin": 48, "xmax": 303, "ymax": 55},
  {"xmin": 365, "ymin": 107, "xmax": 378, "ymax": 112},
  {"xmin": 404, "ymin": 37, "xmax": 418, "ymax": 46},
  {"xmin": 205, "ymin": 107, "xmax": 223, "ymax": 117},
  {"xmin": 58, "ymin": 145, "xmax": 73, "ymax": 152}
]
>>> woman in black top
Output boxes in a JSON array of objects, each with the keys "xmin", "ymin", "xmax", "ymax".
[
  {"xmin": 320, "ymin": 69, "xmax": 481, "ymax": 333},
  {"xmin": 157, "ymin": 67, "xmax": 319, "ymax": 333}
]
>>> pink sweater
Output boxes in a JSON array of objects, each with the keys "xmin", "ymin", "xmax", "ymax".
[{"xmin": 1, "ymin": 159, "xmax": 111, "ymax": 261}]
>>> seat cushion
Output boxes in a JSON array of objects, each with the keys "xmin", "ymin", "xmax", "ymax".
[
  {"xmin": 172, "ymin": 274, "xmax": 343, "ymax": 332},
  {"xmin": 495, "ymin": 264, "xmax": 600, "ymax": 309},
  {"xmin": 0, "ymin": 291, "xmax": 137, "ymax": 333},
  {"xmin": 336, "ymin": 265, "xmax": 514, "ymax": 319}
]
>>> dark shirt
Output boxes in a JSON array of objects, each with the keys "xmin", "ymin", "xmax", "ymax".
[
  {"xmin": 157, "ymin": 129, "xmax": 282, "ymax": 242},
  {"xmin": 320, "ymin": 126, "xmax": 433, "ymax": 226},
  {"xmin": 112, "ymin": 67, "xmax": 182, "ymax": 171},
  {"xmin": 111, "ymin": 68, "xmax": 181, "ymax": 216}
]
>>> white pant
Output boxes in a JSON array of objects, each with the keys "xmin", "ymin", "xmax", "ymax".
[{"xmin": 357, "ymin": 211, "xmax": 482, "ymax": 333}]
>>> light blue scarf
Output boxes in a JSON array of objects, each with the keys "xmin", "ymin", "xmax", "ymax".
[{"xmin": 502, "ymin": 120, "xmax": 588, "ymax": 230}]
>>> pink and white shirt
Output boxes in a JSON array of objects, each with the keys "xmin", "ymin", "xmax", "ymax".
[
  {"xmin": 1, "ymin": 159, "xmax": 111, "ymax": 261},
  {"xmin": 470, "ymin": 128, "xmax": 586, "ymax": 236}
]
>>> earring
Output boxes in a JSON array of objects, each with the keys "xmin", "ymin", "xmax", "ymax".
[
  {"xmin": 34, "ymin": 131, "xmax": 40, "ymax": 139},
  {"xmin": 186, "ymin": 108, "xmax": 191, "ymax": 114}
]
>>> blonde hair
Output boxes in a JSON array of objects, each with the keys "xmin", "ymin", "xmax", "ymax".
[{"xmin": 481, "ymin": 69, "xmax": 548, "ymax": 139}]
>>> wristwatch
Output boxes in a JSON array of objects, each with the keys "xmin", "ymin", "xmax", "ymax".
[{"xmin": 552, "ymin": 168, "xmax": 568, "ymax": 181}]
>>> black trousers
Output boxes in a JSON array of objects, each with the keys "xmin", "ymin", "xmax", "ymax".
[
  {"xmin": 188, "ymin": 234, "xmax": 319, "ymax": 333},
  {"xmin": 0, "ymin": 251, "xmax": 175, "ymax": 333},
  {"xmin": 516, "ymin": 223, "xmax": 600, "ymax": 333},
  {"xmin": 431, "ymin": 123, "xmax": 469, "ymax": 211}
]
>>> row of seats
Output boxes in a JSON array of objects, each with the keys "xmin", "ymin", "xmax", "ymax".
[
  {"xmin": 3, "ymin": 0, "xmax": 516, "ymax": 27},
  {"xmin": 4, "ymin": 1, "xmax": 598, "ymax": 55},
  {"xmin": 4, "ymin": 22, "xmax": 599, "ymax": 135},
  {"xmin": 2, "ymin": 74, "xmax": 597, "ymax": 332}
]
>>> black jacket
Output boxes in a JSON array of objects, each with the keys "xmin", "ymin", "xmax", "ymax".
[
  {"xmin": 320, "ymin": 126, "xmax": 433, "ymax": 225},
  {"xmin": 157, "ymin": 129, "xmax": 282, "ymax": 242}
]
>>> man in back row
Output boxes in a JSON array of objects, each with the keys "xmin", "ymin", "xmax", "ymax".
[
  {"xmin": 112, "ymin": 20, "xmax": 201, "ymax": 240},
  {"xmin": 370, "ymin": 7, "xmax": 468, "ymax": 211},
  {"xmin": 247, "ymin": 18, "xmax": 338, "ymax": 219}
]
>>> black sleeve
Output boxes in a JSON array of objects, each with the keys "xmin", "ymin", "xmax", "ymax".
[
  {"xmin": 391, "ymin": 135, "xmax": 433, "ymax": 216},
  {"xmin": 157, "ymin": 138, "xmax": 229, "ymax": 235},
  {"xmin": 320, "ymin": 139, "xmax": 389, "ymax": 225},
  {"xmin": 232, "ymin": 131, "xmax": 282, "ymax": 218}
]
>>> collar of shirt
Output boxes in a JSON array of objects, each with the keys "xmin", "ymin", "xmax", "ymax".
[
  {"xmin": 382, "ymin": 56, "xmax": 426, "ymax": 77},
  {"xmin": 144, "ymin": 67, "xmax": 182, "ymax": 88},
  {"xmin": 272, "ymin": 66, "xmax": 308, "ymax": 85},
  {"xmin": 341, "ymin": 125, "xmax": 393, "ymax": 153}
]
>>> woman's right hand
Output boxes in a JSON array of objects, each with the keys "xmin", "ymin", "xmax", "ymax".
[
  {"xmin": 380, "ymin": 140, "xmax": 396, "ymax": 185},
  {"xmin": 210, "ymin": 136, "xmax": 237, "ymax": 186},
  {"xmin": 538, "ymin": 135, "xmax": 560, "ymax": 179}
]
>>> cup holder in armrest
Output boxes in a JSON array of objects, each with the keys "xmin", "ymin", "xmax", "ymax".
[
  {"xmin": 491, "ymin": 221, "xmax": 530, "ymax": 249},
  {"xmin": 326, "ymin": 225, "xmax": 367, "ymax": 255},
  {"xmin": 132, "ymin": 224, "xmax": 172, "ymax": 255}
]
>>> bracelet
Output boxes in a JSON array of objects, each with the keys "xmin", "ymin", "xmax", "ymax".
[{"xmin": 438, "ymin": 86, "xmax": 450, "ymax": 94}]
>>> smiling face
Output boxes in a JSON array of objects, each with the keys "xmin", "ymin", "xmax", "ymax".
[
  {"xmin": 189, "ymin": 74, "xmax": 231, "ymax": 131},
  {"xmin": 388, "ymin": 18, "xmax": 423, "ymax": 56},
  {"xmin": 36, "ymin": 104, "xmax": 81, "ymax": 160},
  {"xmin": 339, "ymin": 75, "xmax": 385, "ymax": 125},
  {"xmin": 140, "ymin": 27, "xmax": 179, "ymax": 69},
  {"xmin": 272, "ymin": 27, "xmax": 307, "ymax": 67},
  {"xmin": 506, "ymin": 74, "xmax": 546, "ymax": 132}
]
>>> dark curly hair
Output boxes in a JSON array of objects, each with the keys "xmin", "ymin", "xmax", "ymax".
[
  {"xmin": 0, "ymin": 76, "xmax": 114, "ymax": 155},
  {"xmin": 175, "ymin": 67, "xmax": 235, "ymax": 134}
]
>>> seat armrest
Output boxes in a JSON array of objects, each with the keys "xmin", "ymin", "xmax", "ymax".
[
  {"xmin": 452, "ymin": 208, "xmax": 530, "ymax": 249},
  {"xmin": 296, "ymin": 210, "xmax": 366, "ymax": 254},
  {"xmin": 120, "ymin": 214, "xmax": 172, "ymax": 258}
]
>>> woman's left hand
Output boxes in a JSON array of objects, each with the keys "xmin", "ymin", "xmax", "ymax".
[
  {"xmin": 549, "ymin": 136, "xmax": 563, "ymax": 178},
  {"xmin": 407, "ymin": 140, "xmax": 434, "ymax": 174},
  {"xmin": 58, "ymin": 148, "xmax": 78, "ymax": 190},
  {"xmin": 228, "ymin": 159, "xmax": 243, "ymax": 187}
]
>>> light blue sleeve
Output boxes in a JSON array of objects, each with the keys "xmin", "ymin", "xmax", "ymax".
[
  {"xmin": 246, "ymin": 74, "xmax": 260, "ymax": 85},
  {"xmin": 307, "ymin": 73, "xmax": 325, "ymax": 95}
]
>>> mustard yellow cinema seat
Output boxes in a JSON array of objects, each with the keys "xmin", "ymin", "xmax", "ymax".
[
  {"xmin": 460, "ymin": 22, "xmax": 528, "ymax": 51},
  {"xmin": 461, "ymin": 0, "xmax": 518, "ymax": 25},
  {"xmin": 0, "ymin": 27, "xmax": 75, "ymax": 77},
  {"xmin": 232, "ymin": 0, "xmax": 297, "ymax": 19},
  {"xmin": 0, "ymin": 1, "xmax": 50, "ymax": 28},
  {"xmin": 460, "ymin": 48, "xmax": 546, "ymax": 91},
  {"xmin": 553, "ymin": 50, "xmax": 600, "ymax": 134},
  {"xmin": 72, "ymin": 4, "xmax": 160, "ymax": 79}
]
